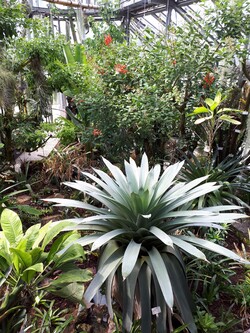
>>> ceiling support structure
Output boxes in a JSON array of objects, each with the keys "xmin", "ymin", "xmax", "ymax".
[
  {"xmin": 43, "ymin": 0, "xmax": 99, "ymax": 10},
  {"xmin": 31, "ymin": 0, "xmax": 203, "ymax": 40},
  {"xmin": 165, "ymin": 0, "xmax": 172, "ymax": 36}
]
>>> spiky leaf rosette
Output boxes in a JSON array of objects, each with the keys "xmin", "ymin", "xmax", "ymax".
[{"xmin": 45, "ymin": 154, "xmax": 248, "ymax": 333}]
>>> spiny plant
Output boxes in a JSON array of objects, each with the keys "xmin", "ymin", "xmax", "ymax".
[{"xmin": 46, "ymin": 153, "xmax": 248, "ymax": 333}]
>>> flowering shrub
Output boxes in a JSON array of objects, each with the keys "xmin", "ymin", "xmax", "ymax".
[{"xmin": 46, "ymin": 0, "xmax": 250, "ymax": 163}]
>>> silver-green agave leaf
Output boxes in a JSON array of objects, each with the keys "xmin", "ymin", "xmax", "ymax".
[{"xmin": 46, "ymin": 153, "xmax": 248, "ymax": 333}]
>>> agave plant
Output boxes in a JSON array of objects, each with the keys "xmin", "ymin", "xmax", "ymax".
[{"xmin": 46, "ymin": 154, "xmax": 248, "ymax": 333}]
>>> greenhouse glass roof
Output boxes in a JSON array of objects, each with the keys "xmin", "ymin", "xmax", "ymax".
[{"xmin": 28, "ymin": 0, "xmax": 207, "ymax": 40}]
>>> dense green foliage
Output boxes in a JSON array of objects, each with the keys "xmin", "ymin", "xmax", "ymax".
[
  {"xmin": 0, "ymin": 208, "xmax": 91, "ymax": 332},
  {"xmin": 31, "ymin": 0, "xmax": 244, "ymax": 163}
]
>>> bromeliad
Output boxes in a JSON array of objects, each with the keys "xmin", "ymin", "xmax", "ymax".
[{"xmin": 46, "ymin": 153, "xmax": 249, "ymax": 333}]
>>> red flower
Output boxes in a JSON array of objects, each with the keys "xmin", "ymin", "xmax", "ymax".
[
  {"xmin": 97, "ymin": 68, "xmax": 105, "ymax": 75},
  {"xmin": 93, "ymin": 128, "xmax": 102, "ymax": 137},
  {"xmin": 203, "ymin": 73, "xmax": 215, "ymax": 88},
  {"xmin": 104, "ymin": 34, "xmax": 112, "ymax": 46},
  {"xmin": 114, "ymin": 64, "xmax": 128, "ymax": 74},
  {"xmin": 172, "ymin": 59, "xmax": 177, "ymax": 66}
]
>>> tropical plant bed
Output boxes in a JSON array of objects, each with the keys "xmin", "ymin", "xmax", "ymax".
[
  {"xmin": 13, "ymin": 238, "xmax": 249, "ymax": 333},
  {"xmin": 3, "ymin": 161, "xmax": 249, "ymax": 333}
]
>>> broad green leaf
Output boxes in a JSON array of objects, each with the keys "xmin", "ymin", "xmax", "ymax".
[
  {"xmin": 219, "ymin": 115, "xmax": 241, "ymax": 125},
  {"xmin": 30, "ymin": 247, "xmax": 43, "ymax": 264},
  {"xmin": 22, "ymin": 263, "xmax": 43, "ymax": 273},
  {"xmin": 16, "ymin": 238, "xmax": 27, "ymax": 251},
  {"xmin": 42, "ymin": 221, "xmax": 72, "ymax": 250},
  {"xmin": 75, "ymin": 44, "xmax": 85, "ymax": 64},
  {"xmin": 48, "ymin": 282, "xmax": 85, "ymax": 304},
  {"xmin": 33, "ymin": 222, "xmax": 51, "ymax": 248},
  {"xmin": 210, "ymin": 102, "xmax": 219, "ymax": 111},
  {"xmin": 24, "ymin": 224, "xmax": 41, "ymax": 250},
  {"xmin": 122, "ymin": 240, "xmax": 141, "ymax": 279},
  {"xmin": 54, "ymin": 243, "xmax": 85, "ymax": 268},
  {"xmin": 204, "ymin": 98, "xmax": 215, "ymax": 107},
  {"xmin": 148, "ymin": 247, "xmax": 174, "ymax": 310},
  {"xmin": 22, "ymin": 262, "xmax": 44, "ymax": 282},
  {"xmin": 10, "ymin": 248, "xmax": 32, "ymax": 272},
  {"xmin": 194, "ymin": 116, "xmax": 212, "ymax": 124},
  {"xmin": 189, "ymin": 106, "xmax": 209, "ymax": 116},
  {"xmin": 0, "ymin": 237, "xmax": 11, "ymax": 265},
  {"xmin": 47, "ymin": 231, "xmax": 80, "ymax": 262},
  {"xmin": 0, "ymin": 209, "xmax": 23, "ymax": 245},
  {"xmin": 214, "ymin": 91, "xmax": 222, "ymax": 104},
  {"xmin": 48, "ymin": 269, "xmax": 92, "ymax": 286},
  {"xmin": 63, "ymin": 43, "xmax": 75, "ymax": 64}
]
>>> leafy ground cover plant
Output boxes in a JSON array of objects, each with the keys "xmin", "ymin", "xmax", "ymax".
[
  {"xmin": 187, "ymin": 252, "xmax": 236, "ymax": 307},
  {"xmin": 30, "ymin": 298, "xmax": 74, "ymax": 333},
  {"xmin": 0, "ymin": 208, "xmax": 92, "ymax": 332},
  {"xmin": 46, "ymin": 153, "xmax": 249, "ymax": 333}
]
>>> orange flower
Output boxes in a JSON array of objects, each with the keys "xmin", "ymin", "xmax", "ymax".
[
  {"xmin": 114, "ymin": 64, "xmax": 128, "ymax": 74},
  {"xmin": 104, "ymin": 34, "xmax": 112, "ymax": 46},
  {"xmin": 203, "ymin": 73, "xmax": 215, "ymax": 88},
  {"xmin": 93, "ymin": 128, "xmax": 102, "ymax": 137}
]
